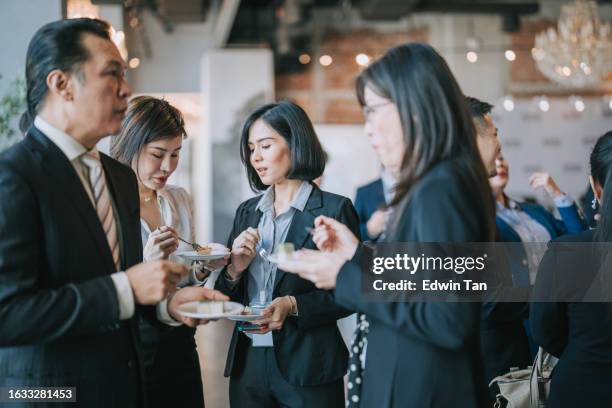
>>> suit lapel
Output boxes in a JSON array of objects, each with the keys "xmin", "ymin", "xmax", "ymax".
[
  {"xmin": 274, "ymin": 185, "xmax": 322, "ymax": 290},
  {"xmin": 28, "ymin": 128, "xmax": 116, "ymax": 273}
]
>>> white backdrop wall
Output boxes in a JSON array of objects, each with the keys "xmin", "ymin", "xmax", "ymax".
[{"xmin": 494, "ymin": 98, "xmax": 612, "ymax": 206}]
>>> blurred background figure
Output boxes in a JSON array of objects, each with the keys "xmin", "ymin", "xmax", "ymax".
[{"xmin": 531, "ymin": 130, "xmax": 612, "ymax": 408}]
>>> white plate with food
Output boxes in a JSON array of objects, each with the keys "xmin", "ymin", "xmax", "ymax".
[
  {"xmin": 263, "ymin": 243, "xmax": 298, "ymax": 265},
  {"xmin": 176, "ymin": 300, "xmax": 244, "ymax": 320},
  {"xmin": 176, "ymin": 246, "xmax": 230, "ymax": 261},
  {"xmin": 227, "ymin": 305, "xmax": 267, "ymax": 322},
  {"xmin": 266, "ymin": 254, "xmax": 301, "ymax": 264}
]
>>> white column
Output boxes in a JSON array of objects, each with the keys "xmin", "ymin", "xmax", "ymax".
[{"xmin": 194, "ymin": 48, "xmax": 274, "ymax": 244}]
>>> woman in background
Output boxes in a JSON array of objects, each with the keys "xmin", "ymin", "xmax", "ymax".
[{"xmin": 531, "ymin": 130, "xmax": 612, "ymax": 408}]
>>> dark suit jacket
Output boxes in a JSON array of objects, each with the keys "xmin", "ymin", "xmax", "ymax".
[
  {"xmin": 354, "ymin": 178, "xmax": 385, "ymax": 241},
  {"xmin": 0, "ymin": 127, "xmax": 146, "ymax": 407},
  {"xmin": 480, "ymin": 200, "xmax": 588, "ymax": 395},
  {"xmin": 215, "ymin": 184, "xmax": 359, "ymax": 387},
  {"xmin": 334, "ymin": 159, "xmax": 491, "ymax": 408},
  {"xmin": 531, "ymin": 229, "xmax": 612, "ymax": 408}
]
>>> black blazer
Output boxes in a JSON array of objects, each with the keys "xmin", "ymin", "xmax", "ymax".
[
  {"xmin": 531, "ymin": 229, "xmax": 612, "ymax": 407},
  {"xmin": 354, "ymin": 178, "xmax": 385, "ymax": 241},
  {"xmin": 215, "ymin": 184, "xmax": 359, "ymax": 387},
  {"xmin": 0, "ymin": 127, "xmax": 146, "ymax": 407},
  {"xmin": 334, "ymin": 160, "xmax": 491, "ymax": 408}
]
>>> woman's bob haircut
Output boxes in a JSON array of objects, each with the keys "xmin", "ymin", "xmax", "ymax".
[{"xmin": 240, "ymin": 100, "xmax": 327, "ymax": 192}]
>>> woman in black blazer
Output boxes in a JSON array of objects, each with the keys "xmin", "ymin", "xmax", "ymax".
[
  {"xmin": 531, "ymin": 131, "xmax": 612, "ymax": 407},
  {"xmin": 280, "ymin": 43, "xmax": 495, "ymax": 407},
  {"xmin": 215, "ymin": 101, "xmax": 359, "ymax": 407}
]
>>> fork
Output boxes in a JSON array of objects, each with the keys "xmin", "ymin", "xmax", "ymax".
[{"xmin": 177, "ymin": 236, "xmax": 204, "ymax": 251}]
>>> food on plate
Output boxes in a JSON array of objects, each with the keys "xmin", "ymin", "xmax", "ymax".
[
  {"xmin": 275, "ymin": 243, "xmax": 295, "ymax": 261},
  {"xmin": 197, "ymin": 300, "xmax": 224, "ymax": 314},
  {"xmin": 196, "ymin": 245, "xmax": 212, "ymax": 255}
]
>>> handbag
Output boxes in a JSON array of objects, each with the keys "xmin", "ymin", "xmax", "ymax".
[{"xmin": 489, "ymin": 348, "xmax": 558, "ymax": 408}]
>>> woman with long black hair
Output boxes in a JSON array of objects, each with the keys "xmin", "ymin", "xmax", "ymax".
[
  {"xmin": 531, "ymin": 130, "xmax": 612, "ymax": 407},
  {"xmin": 279, "ymin": 42, "xmax": 495, "ymax": 407}
]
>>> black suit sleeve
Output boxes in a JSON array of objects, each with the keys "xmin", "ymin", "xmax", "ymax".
[
  {"xmin": 354, "ymin": 188, "xmax": 371, "ymax": 241},
  {"xmin": 214, "ymin": 201, "xmax": 247, "ymax": 301},
  {"xmin": 293, "ymin": 198, "xmax": 360, "ymax": 330},
  {"xmin": 530, "ymin": 249, "xmax": 569, "ymax": 358},
  {"xmin": 0, "ymin": 163, "xmax": 120, "ymax": 347},
  {"xmin": 334, "ymin": 177, "xmax": 482, "ymax": 350}
]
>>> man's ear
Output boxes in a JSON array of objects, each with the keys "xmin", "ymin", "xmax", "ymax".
[
  {"xmin": 46, "ymin": 69, "xmax": 73, "ymax": 102},
  {"xmin": 589, "ymin": 175, "xmax": 602, "ymax": 202}
]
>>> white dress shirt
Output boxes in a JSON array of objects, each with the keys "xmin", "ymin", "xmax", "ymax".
[
  {"xmin": 34, "ymin": 116, "xmax": 135, "ymax": 320},
  {"xmin": 140, "ymin": 185, "xmax": 209, "ymax": 325},
  {"xmin": 141, "ymin": 185, "xmax": 209, "ymax": 325}
]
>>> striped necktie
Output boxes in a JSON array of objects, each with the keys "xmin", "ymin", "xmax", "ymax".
[{"xmin": 81, "ymin": 149, "xmax": 121, "ymax": 270}]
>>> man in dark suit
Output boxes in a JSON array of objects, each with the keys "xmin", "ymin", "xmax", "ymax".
[
  {"xmin": 0, "ymin": 18, "xmax": 222, "ymax": 407},
  {"xmin": 354, "ymin": 168, "xmax": 394, "ymax": 242},
  {"xmin": 467, "ymin": 96, "xmax": 532, "ymax": 402}
]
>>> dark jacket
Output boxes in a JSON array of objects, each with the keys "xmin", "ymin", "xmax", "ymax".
[
  {"xmin": 215, "ymin": 184, "xmax": 359, "ymax": 387},
  {"xmin": 531, "ymin": 229, "xmax": 612, "ymax": 408},
  {"xmin": 334, "ymin": 159, "xmax": 491, "ymax": 408},
  {"xmin": 480, "ymin": 199, "xmax": 588, "ymax": 395},
  {"xmin": 0, "ymin": 127, "xmax": 147, "ymax": 407},
  {"xmin": 354, "ymin": 178, "xmax": 385, "ymax": 241}
]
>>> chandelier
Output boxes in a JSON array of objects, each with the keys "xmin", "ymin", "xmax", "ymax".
[{"xmin": 531, "ymin": 0, "xmax": 612, "ymax": 88}]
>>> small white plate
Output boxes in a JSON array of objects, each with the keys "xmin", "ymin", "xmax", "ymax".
[
  {"xmin": 176, "ymin": 300, "xmax": 244, "ymax": 320},
  {"xmin": 176, "ymin": 250, "xmax": 230, "ymax": 261},
  {"xmin": 227, "ymin": 306, "xmax": 266, "ymax": 322},
  {"xmin": 227, "ymin": 313, "xmax": 262, "ymax": 322}
]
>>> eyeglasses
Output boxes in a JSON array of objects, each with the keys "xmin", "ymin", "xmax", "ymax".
[{"xmin": 362, "ymin": 101, "xmax": 391, "ymax": 120}]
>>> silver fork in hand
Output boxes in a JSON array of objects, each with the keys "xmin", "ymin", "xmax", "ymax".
[{"xmin": 178, "ymin": 236, "xmax": 203, "ymax": 251}]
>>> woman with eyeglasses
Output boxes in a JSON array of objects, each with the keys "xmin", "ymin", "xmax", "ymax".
[
  {"xmin": 279, "ymin": 43, "xmax": 495, "ymax": 407},
  {"xmin": 111, "ymin": 96, "xmax": 229, "ymax": 408},
  {"xmin": 215, "ymin": 100, "xmax": 360, "ymax": 407}
]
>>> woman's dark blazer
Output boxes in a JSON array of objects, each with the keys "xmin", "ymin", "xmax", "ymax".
[
  {"xmin": 334, "ymin": 159, "xmax": 491, "ymax": 408},
  {"xmin": 215, "ymin": 183, "xmax": 360, "ymax": 387},
  {"xmin": 531, "ymin": 229, "xmax": 612, "ymax": 408}
]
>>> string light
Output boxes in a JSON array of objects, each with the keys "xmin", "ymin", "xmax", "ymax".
[
  {"xmin": 503, "ymin": 96, "xmax": 515, "ymax": 112},
  {"xmin": 299, "ymin": 54, "xmax": 311, "ymax": 64},
  {"xmin": 573, "ymin": 97, "xmax": 585, "ymax": 112},
  {"xmin": 319, "ymin": 55, "xmax": 333, "ymax": 67},
  {"xmin": 129, "ymin": 57, "xmax": 140, "ymax": 69},
  {"xmin": 466, "ymin": 51, "xmax": 478, "ymax": 63},
  {"xmin": 538, "ymin": 96, "xmax": 550, "ymax": 112},
  {"xmin": 504, "ymin": 50, "xmax": 516, "ymax": 61},
  {"xmin": 355, "ymin": 53, "xmax": 370, "ymax": 67}
]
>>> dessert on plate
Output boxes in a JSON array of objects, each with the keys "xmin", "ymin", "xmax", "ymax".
[
  {"xmin": 196, "ymin": 245, "xmax": 212, "ymax": 255},
  {"xmin": 196, "ymin": 300, "xmax": 224, "ymax": 314},
  {"xmin": 275, "ymin": 243, "xmax": 295, "ymax": 261}
]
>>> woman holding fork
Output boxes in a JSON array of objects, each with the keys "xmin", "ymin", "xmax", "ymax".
[
  {"xmin": 111, "ymin": 96, "xmax": 229, "ymax": 408},
  {"xmin": 215, "ymin": 100, "xmax": 360, "ymax": 407},
  {"xmin": 278, "ymin": 43, "xmax": 496, "ymax": 407}
]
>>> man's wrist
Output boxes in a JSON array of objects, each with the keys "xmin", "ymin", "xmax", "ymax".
[{"xmin": 157, "ymin": 296, "xmax": 182, "ymax": 326}]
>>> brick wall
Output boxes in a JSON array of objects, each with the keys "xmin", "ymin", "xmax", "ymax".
[
  {"xmin": 276, "ymin": 27, "xmax": 428, "ymax": 124},
  {"xmin": 276, "ymin": 19, "xmax": 611, "ymax": 123}
]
